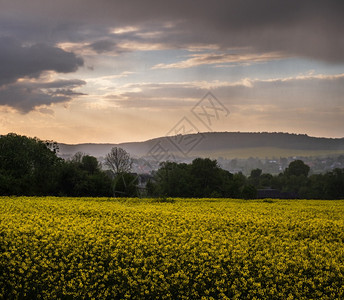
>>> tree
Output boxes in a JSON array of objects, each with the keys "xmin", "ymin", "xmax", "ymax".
[
  {"xmin": 113, "ymin": 172, "xmax": 139, "ymax": 197},
  {"xmin": 58, "ymin": 153, "xmax": 112, "ymax": 197},
  {"xmin": 250, "ymin": 168, "xmax": 262, "ymax": 178},
  {"xmin": 284, "ymin": 160, "xmax": 310, "ymax": 177},
  {"xmin": 241, "ymin": 185, "xmax": 257, "ymax": 199},
  {"xmin": 190, "ymin": 158, "xmax": 224, "ymax": 197},
  {"xmin": 248, "ymin": 168, "xmax": 262, "ymax": 187},
  {"xmin": 231, "ymin": 172, "xmax": 247, "ymax": 198},
  {"xmin": 323, "ymin": 168, "xmax": 344, "ymax": 199},
  {"xmin": 149, "ymin": 158, "xmax": 237, "ymax": 198},
  {"xmin": 105, "ymin": 147, "xmax": 132, "ymax": 175},
  {"xmin": 0, "ymin": 133, "xmax": 61, "ymax": 195},
  {"xmin": 81, "ymin": 155, "xmax": 100, "ymax": 174},
  {"xmin": 259, "ymin": 173, "xmax": 273, "ymax": 188},
  {"xmin": 151, "ymin": 162, "xmax": 192, "ymax": 197}
]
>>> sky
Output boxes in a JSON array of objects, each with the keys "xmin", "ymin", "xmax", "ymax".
[{"xmin": 0, "ymin": 0, "xmax": 343, "ymax": 143}]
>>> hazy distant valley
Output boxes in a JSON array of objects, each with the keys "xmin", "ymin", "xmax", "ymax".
[{"xmin": 58, "ymin": 132, "xmax": 344, "ymax": 175}]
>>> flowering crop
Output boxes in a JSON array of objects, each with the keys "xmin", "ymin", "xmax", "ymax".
[{"xmin": 0, "ymin": 197, "xmax": 343, "ymax": 299}]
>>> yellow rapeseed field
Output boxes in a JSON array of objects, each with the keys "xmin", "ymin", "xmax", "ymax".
[{"xmin": 0, "ymin": 197, "xmax": 343, "ymax": 299}]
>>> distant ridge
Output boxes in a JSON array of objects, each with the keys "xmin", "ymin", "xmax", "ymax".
[{"xmin": 58, "ymin": 132, "xmax": 344, "ymax": 159}]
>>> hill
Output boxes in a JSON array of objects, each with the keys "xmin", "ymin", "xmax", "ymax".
[{"xmin": 58, "ymin": 132, "xmax": 344, "ymax": 160}]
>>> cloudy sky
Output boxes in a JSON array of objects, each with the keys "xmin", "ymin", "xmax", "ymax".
[{"xmin": 0, "ymin": 0, "xmax": 343, "ymax": 143}]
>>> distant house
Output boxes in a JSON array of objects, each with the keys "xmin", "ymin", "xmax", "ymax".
[{"xmin": 257, "ymin": 189, "xmax": 299, "ymax": 199}]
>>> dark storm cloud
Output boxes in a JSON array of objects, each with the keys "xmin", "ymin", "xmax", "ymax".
[
  {"xmin": 0, "ymin": 37, "xmax": 84, "ymax": 86},
  {"xmin": 0, "ymin": 79, "xmax": 86, "ymax": 113},
  {"xmin": 0, "ymin": 36, "xmax": 84, "ymax": 112},
  {"xmin": 1, "ymin": 0, "xmax": 343, "ymax": 62}
]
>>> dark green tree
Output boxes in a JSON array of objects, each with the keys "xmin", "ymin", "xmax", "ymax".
[
  {"xmin": 149, "ymin": 158, "xmax": 237, "ymax": 198},
  {"xmin": 241, "ymin": 185, "xmax": 257, "ymax": 199},
  {"xmin": 190, "ymin": 158, "xmax": 224, "ymax": 197},
  {"xmin": 113, "ymin": 172, "xmax": 139, "ymax": 197},
  {"xmin": 231, "ymin": 172, "xmax": 247, "ymax": 198},
  {"xmin": 284, "ymin": 160, "xmax": 310, "ymax": 177},
  {"xmin": 81, "ymin": 155, "xmax": 100, "ymax": 174},
  {"xmin": 279, "ymin": 160, "xmax": 310, "ymax": 196},
  {"xmin": 248, "ymin": 168, "xmax": 262, "ymax": 187},
  {"xmin": 323, "ymin": 168, "xmax": 344, "ymax": 199},
  {"xmin": 259, "ymin": 173, "xmax": 273, "ymax": 188},
  {"xmin": 0, "ymin": 133, "xmax": 61, "ymax": 195},
  {"xmin": 57, "ymin": 153, "xmax": 112, "ymax": 197},
  {"xmin": 150, "ymin": 162, "xmax": 192, "ymax": 197}
]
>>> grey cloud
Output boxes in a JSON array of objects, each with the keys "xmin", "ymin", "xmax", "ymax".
[
  {"xmin": 0, "ymin": 37, "xmax": 85, "ymax": 111},
  {"xmin": 36, "ymin": 79, "xmax": 86, "ymax": 89},
  {"xmin": 0, "ymin": 79, "xmax": 86, "ymax": 113},
  {"xmin": 88, "ymin": 39, "xmax": 123, "ymax": 54},
  {"xmin": 89, "ymin": 40, "xmax": 116, "ymax": 53},
  {"xmin": 214, "ymin": 76, "xmax": 344, "ymax": 111},
  {"xmin": 108, "ymin": 75, "xmax": 344, "ymax": 111},
  {"xmin": 112, "ymin": 98, "xmax": 196, "ymax": 109},
  {"xmin": 108, "ymin": 82, "xmax": 203, "ymax": 103},
  {"xmin": 51, "ymin": 89, "xmax": 84, "ymax": 97},
  {"xmin": 153, "ymin": 52, "xmax": 284, "ymax": 69},
  {"xmin": 0, "ymin": 37, "xmax": 83, "ymax": 86},
  {"xmin": 1, "ymin": 0, "xmax": 343, "ymax": 62}
]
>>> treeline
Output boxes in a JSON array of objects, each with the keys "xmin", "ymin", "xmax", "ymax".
[
  {"xmin": 0, "ymin": 134, "xmax": 113, "ymax": 196},
  {"xmin": 148, "ymin": 159, "xmax": 344, "ymax": 199},
  {"xmin": 0, "ymin": 133, "xmax": 343, "ymax": 199}
]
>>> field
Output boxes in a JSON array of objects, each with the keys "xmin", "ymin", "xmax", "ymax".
[
  {"xmin": 193, "ymin": 147, "xmax": 344, "ymax": 159},
  {"xmin": 0, "ymin": 197, "xmax": 343, "ymax": 299}
]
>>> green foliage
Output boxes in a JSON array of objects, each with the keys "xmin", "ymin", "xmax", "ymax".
[
  {"xmin": 149, "ymin": 159, "xmax": 344, "ymax": 199},
  {"xmin": 113, "ymin": 172, "xmax": 139, "ymax": 197},
  {"xmin": 250, "ymin": 168, "xmax": 262, "ymax": 178},
  {"xmin": 248, "ymin": 168, "xmax": 262, "ymax": 187},
  {"xmin": 284, "ymin": 159, "xmax": 310, "ymax": 177},
  {"xmin": 0, "ymin": 133, "xmax": 61, "ymax": 195},
  {"xmin": 0, "ymin": 134, "xmax": 113, "ymax": 197},
  {"xmin": 241, "ymin": 185, "xmax": 257, "ymax": 199},
  {"xmin": 152, "ymin": 162, "xmax": 192, "ymax": 197},
  {"xmin": 0, "ymin": 133, "xmax": 343, "ymax": 199},
  {"xmin": 150, "ymin": 158, "xmax": 236, "ymax": 198},
  {"xmin": 81, "ymin": 155, "xmax": 100, "ymax": 174},
  {"xmin": 57, "ymin": 154, "xmax": 112, "ymax": 197},
  {"xmin": 190, "ymin": 158, "xmax": 227, "ymax": 197}
]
